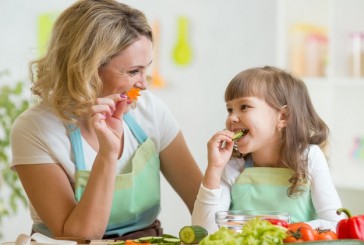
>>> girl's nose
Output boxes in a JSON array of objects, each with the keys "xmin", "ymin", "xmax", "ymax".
[{"xmin": 228, "ymin": 113, "xmax": 240, "ymax": 123}]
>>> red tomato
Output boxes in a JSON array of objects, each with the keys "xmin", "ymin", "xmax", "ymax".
[
  {"xmin": 316, "ymin": 229, "xmax": 338, "ymax": 240},
  {"xmin": 284, "ymin": 222, "xmax": 316, "ymax": 243},
  {"xmin": 284, "ymin": 236, "xmax": 303, "ymax": 243},
  {"xmin": 287, "ymin": 222, "xmax": 311, "ymax": 232},
  {"xmin": 299, "ymin": 227, "xmax": 317, "ymax": 241}
]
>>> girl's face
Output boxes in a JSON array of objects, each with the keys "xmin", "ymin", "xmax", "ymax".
[
  {"xmin": 98, "ymin": 35, "xmax": 153, "ymax": 105},
  {"xmin": 226, "ymin": 96, "xmax": 284, "ymax": 164}
]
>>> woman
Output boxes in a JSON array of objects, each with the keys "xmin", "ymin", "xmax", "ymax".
[{"xmin": 10, "ymin": 0, "xmax": 202, "ymax": 239}]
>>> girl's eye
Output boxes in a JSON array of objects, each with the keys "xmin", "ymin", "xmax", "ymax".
[
  {"xmin": 227, "ymin": 108, "xmax": 233, "ymax": 114},
  {"xmin": 128, "ymin": 69, "xmax": 140, "ymax": 76},
  {"xmin": 240, "ymin": 104, "xmax": 249, "ymax": 110}
]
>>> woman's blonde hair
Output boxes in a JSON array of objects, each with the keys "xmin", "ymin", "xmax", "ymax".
[
  {"xmin": 30, "ymin": 0, "xmax": 152, "ymax": 124},
  {"xmin": 225, "ymin": 66, "xmax": 329, "ymax": 197}
]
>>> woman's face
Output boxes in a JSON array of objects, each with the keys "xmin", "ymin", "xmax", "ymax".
[{"xmin": 98, "ymin": 35, "xmax": 153, "ymax": 101}]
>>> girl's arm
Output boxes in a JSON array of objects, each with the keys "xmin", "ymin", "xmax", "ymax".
[
  {"xmin": 307, "ymin": 145, "xmax": 345, "ymax": 230},
  {"xmin": 192, "ymin": 176, "xmax": 232, "ymax": 234},
  {"xmin": 191, "ymin": 130, "xmax": 236, "ymax": 233}
]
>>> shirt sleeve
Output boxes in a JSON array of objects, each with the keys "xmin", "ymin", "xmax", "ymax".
[
  {"xmin": 306, "ymin": 145, "xmax": 345, "ymax": 230},
  {"xmin": 191, "ymin": 158, "xmax": 244, "ymax": 234}
]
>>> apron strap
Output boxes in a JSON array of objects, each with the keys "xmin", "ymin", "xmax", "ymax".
[
  {"xmin": 69, "ymin": 113, "xmax": 147, "ymax": 170},
  {"xmin": 244, "ymin": 155, "xmax": 254, "ymax": 168},
  {"xmin": 68, "ymin": 125, "xmax": 86, "ymax": 171},
  {"xmin": 123, "ymin": 112, "xmax": 147, "ymax": 144}
]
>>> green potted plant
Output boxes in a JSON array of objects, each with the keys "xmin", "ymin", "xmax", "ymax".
[{"xmin": 0, "ymin": 70, "xmax": 30, "ymax": 238}]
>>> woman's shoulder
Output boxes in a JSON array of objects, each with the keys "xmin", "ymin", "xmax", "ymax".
[{"xmin": 12, "ymin": 103, "xmax": 64, "ymax": 134}]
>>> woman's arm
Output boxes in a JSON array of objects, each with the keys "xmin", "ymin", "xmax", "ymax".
[
  {"xmin": 159, "ymin": 131, "xmax": 203, "ymax": 213},
  {"xmin": 14, "ymin": 95, "xmax": 127, "ymax": 239},
  {"xmin": 16, "ymin": 152, "xmax": 117, "ymax": 239}
]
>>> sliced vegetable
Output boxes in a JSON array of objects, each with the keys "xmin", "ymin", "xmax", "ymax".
[
  {"xmin": 126, "ymin": 87, "xmax": 141, "ymax": 102},
  {"xmin": 179, "ymin": 225, "xmax": 208, "ymax": 244},
  {"xmin": 162, "ymin": 238, "xmax": 181, "ymax": 244},
  {"xmin": 232, "ymin": 130, "xmax": 244, "ymax": 141}
]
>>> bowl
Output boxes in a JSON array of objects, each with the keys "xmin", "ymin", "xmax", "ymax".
[{"xmin": 215, "ymin": 210, "xmax": 291, "ymax": 232}]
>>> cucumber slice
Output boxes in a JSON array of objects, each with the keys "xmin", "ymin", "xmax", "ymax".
[
  {"xmin": 162, "ymin": 238, "xmax": 180, "ymax": 244},
  {"xmin": 232, "ymin": 131, "xmax": 244, "ymax": 141},
  {"xmin": 179, "ymin": 226, "xmax": 208, "ymax": 244},
  {"xmin": 139, "ymin": 237, "xmax": 164, "ymax": 243},
  {"xmin": 139, "ymin": 237, "xmax": 154, "ymax": 243},
  {"xmin": 162, "ymin": 234, "xmax": 178, "ymax": 239}
]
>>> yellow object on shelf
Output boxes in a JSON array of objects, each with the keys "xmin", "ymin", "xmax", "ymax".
[{"xmin": 172, "ymin": 16, "xmax": 192, "ymax": 66}]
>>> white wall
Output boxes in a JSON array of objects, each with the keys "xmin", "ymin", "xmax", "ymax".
[{"xmin": 0, "ymin": 0, "xmax": 277, "ymax": 241}]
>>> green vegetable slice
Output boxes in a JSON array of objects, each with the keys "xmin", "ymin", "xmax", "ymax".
[
  {"xmin": 179, "ymin": 226, "xmax": 208, "ymax": 244},
  {"xmin": 232, "ymin": 131, "xmax": 245, "ymax": 141}
]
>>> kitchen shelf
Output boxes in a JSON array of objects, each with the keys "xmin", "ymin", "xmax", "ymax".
[{"xmin": 276, "ymin": 0, "xmax": 364, "ymax": 189}]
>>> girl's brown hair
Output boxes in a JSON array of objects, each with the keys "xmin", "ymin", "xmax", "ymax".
[
  {"xmin": 30, "ymin": 0, "xmax": 152, "ymax": 124},
  {"xmin": 225, "ymin": 66, "xmax": 329, "ymax": 197}
]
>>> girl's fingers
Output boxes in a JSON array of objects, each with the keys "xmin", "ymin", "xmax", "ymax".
[{"xmin": 210, "ymin": 131, "xmax": 234, "ymax": 144}]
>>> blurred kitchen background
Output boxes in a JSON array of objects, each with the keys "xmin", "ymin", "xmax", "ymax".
[{"xmin": 1, "ymin": 0, "xmax": 364, "ymax": 242}]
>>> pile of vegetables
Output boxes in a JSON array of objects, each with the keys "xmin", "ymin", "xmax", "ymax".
[
  {"xmin": 98, "ymin": 207, "xmax": 364, "ymax": 245},
  {"xmin": 199, "ymin": 218, "xmax": 287, "ymax": 245}
]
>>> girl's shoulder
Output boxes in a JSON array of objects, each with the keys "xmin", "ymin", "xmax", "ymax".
[{"xmin": 306, "ymin": 144, "xmax": 328, "ymax": 173}]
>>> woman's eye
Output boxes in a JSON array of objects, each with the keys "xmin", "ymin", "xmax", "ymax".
[
  {"xmin": 227, "ymin": 108, "xmax": 233, "ymax": 114},
  {"xmin": 128, "ymin": 69, "xmax": 140, "ymax": 76}
]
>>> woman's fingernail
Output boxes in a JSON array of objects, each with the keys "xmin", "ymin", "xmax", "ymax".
[{"xmin": 120, "ymin": 94, "xmax": 127, "ymax": 98}]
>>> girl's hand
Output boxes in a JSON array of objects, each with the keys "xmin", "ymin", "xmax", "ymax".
[
  {"xmin": 207, "ymin": 130, "xmax": 234, "ymax": 169},
  {"xmin": 203, "ymin": 130, "xmax": 234, "ymax": 189},
  {"xmin": 89, "ymin": 94, "xmax": 127, "ymax": 157}
]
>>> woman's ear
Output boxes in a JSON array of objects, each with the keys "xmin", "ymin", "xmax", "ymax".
[{"xmin": 277, "ymin": 105, "xmax": 288, "ymax": 129}]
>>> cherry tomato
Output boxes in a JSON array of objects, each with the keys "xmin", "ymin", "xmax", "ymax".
[
  {"xmin": 284, "ymin": 222, "xmax": 316, "ymax": 243},
  {"xmin": 265, "ymin": 218, "xmax": 289, "ymax": 228}
]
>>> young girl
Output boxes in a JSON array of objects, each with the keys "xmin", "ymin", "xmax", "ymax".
[{"xmin": 192, "ymin": 66, "xmax": 344, "ymax": 233}]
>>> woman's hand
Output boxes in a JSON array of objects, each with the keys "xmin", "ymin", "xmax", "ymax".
[
  {"xmin": 89, "ymin": 94, "xmax": 127, "ymax": 157},
  {"xmin": 203, "ymin": 130, "xmax": 234, "ymax": 189}
]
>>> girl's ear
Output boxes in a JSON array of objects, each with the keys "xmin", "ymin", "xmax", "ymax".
[{"xmin": 277, "ymin": 105, "xmax": 288, "ymax": 129}]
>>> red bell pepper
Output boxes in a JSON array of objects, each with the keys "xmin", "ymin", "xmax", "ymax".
[{"xmin": 336, "ymin": 208, "xmax": 364, "ymax": 240}]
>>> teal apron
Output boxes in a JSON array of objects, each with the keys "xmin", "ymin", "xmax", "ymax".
[
  {"xmin": 32, "ymin": 113, "xmax": 161, "ymax": 237},
  {"xmin": 230, "ymin": 158, "xmax": 317, "ymax": 223}
]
